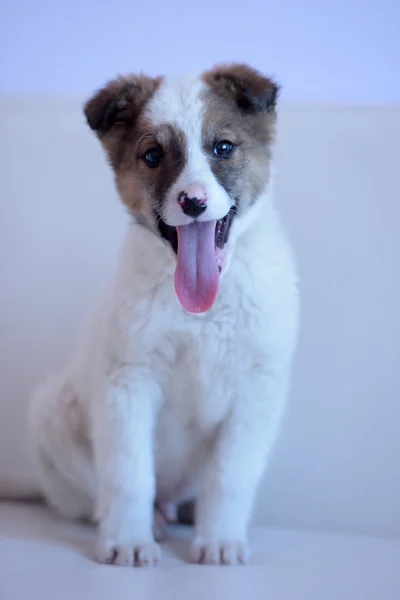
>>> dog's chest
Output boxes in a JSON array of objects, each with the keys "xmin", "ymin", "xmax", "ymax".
[
  {"xmin": 149, "ymin": 265, "xmax": 262, "ymax": 394},
  {"xmin": 156, "ymin": 292, "xmax": 262, "ymax": 425},
  {"xmin": 152, "ymin": 290, "xmax": 265, "ymax": 499},
  {"xmin": 153, "ymin": 320, "xmax": 244, "ymax": 496},
  {"xmin": 154, "ymin": 329, "xmax": 234, "ymax": 427}
]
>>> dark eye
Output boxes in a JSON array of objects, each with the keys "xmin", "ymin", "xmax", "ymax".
[
  {"xmin": 143, "ymin": 148, "xmax": 163, "ymax": 168},
  {"xmin": 213, "ymin": 140, "xmax": 235, "ymax": 158}
]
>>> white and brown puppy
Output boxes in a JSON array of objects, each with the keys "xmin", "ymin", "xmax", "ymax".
[{"xmin": 30, "ymin": 63, "xmax": 299, "ymax": 566}]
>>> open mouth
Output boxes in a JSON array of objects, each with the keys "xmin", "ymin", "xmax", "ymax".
[{"xmin": 157, "ymin": 207, "xmax": 236, "ymax": 313}]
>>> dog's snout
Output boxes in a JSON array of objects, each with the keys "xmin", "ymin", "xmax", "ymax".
[{"xmin": 177, "ymin": 183, "xmax": 207, "ymax": 219}]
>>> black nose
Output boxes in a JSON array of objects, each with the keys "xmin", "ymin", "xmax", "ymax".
[{"xmin": 178, "ymin": 192, "xmax": 207, "ymax": 219}]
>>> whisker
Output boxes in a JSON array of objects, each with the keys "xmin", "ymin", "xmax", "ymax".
[{"xmin": 135, "ymin": 132, "xmax": 156, "ymax": 152}]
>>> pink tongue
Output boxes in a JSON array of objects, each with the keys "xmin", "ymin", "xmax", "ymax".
[{"xmin": 174, "ymin": 220, "xmax": 219, "ymax": 313}]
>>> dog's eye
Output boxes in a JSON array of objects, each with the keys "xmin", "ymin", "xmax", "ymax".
[
  {"xmin": 143, "ymin": 148, "xmax": 163, "ymax": 168},
  {"xmin": 213, "ymin": 140, "xmax": 235, "ymax": 158}
]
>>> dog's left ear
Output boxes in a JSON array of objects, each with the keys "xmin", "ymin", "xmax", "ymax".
[
  {"xmin": 204, "ymin": 64, "xmax": 279, "ymax": 113},
  {"xmin": 84, "ymin": 75, "xmax": 160, "ymax": 135}
]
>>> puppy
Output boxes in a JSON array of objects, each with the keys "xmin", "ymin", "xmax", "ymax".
[{"xmin": 30, "ymin": 63, "xmax": 299, "ymax": 566}]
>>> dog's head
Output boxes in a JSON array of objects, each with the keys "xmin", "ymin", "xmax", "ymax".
[{"xmin": 84, "ymin": 64, "xmax": 279, "ymax": 313}]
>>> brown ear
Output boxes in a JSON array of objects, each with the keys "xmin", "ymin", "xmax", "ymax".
[
  {"xmin": 84, "ymin": 75, "xmax": 160, "ymax": 134},
  {"xmin": 204, "ymin": 64, "xmax": 279, "ymax": 113}
]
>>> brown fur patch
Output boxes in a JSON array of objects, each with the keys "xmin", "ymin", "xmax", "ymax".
[
  {"xmin": 117, "ymin": 121, "xmax": 187, "ymax": 216},
  {"xmin": 203, "ymin": 63, "xmax": 279, "ymax": 114},
  {"xmin": 84, "ymin": 75, "xmax": 162, "ymax": 213},
  {"xmin": 84, "ymin": 75, "xmax": 162, "ymax": 136},
  {"xmin": 84, "ymin": 76, "xmax": 188, "ymax": 216},
  {"xmin": 202, "ymin": 64, "xmax": 279, "ymax": 209}
]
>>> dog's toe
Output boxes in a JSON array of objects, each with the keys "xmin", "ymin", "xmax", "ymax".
[
  {"xmin": 96, "ymin": 539, "xmax": 161, "ymax": 567},
  {"xmin": 191, "ymin": 538, "xmax": 249, "ymax": 565}
]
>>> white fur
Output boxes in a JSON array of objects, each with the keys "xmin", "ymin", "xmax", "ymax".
[
  {"xmin": 146, "ymin": 77, "xmax": 233, "ymax": 226},
  {"xmin": 29, "ymin": 77, "xmax": 299, "ymax": 567}
]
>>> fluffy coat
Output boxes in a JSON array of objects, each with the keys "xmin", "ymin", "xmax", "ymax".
[{"xmin": 30, "ymin": 63, "xmax": 299, "ymax": 566}]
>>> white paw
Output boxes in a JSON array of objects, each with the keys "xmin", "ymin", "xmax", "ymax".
[
  {"xmin": 96, "ymin": 538, "xmax": 161, "ymax": 567},
  {"xmin": 191, "ymin": 538, "xmax": 249, "ymax": 565}
]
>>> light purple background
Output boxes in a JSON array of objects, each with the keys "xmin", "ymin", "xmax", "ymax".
[
  {"xmin": 1, "ymin": 1, "xmax": 400, "ymax": 538},
  {"xmin": 1, "ymin": 0, "xmax": 399, "ymax": 102}
]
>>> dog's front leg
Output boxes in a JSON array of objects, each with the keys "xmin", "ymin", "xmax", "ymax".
[
  {"xmin": 93, "ymin": 371, "xmax": 161, "ymax": 566},
  {"xmin": 192, "ymin": 372, "xmax": 289, "ymax": 565}
]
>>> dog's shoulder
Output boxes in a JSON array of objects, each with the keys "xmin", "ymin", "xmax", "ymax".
[{"xmin": 213, "ymin": 207, "xmax": 299, "ymax": 363}]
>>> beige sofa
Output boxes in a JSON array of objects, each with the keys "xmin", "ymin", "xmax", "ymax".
[{"xmin": 1, "ymin": 98, "xmax": 400, "ymax": 598}]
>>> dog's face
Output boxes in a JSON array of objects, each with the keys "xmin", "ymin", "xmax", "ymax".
[{"xmin": 84, "ymin": 64, "xmax": 279, "ymax": 313}]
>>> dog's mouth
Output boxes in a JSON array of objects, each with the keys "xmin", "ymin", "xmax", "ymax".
[{"xmin": 157, "ymin": 207, "xmax": 236, "ymax": 313}]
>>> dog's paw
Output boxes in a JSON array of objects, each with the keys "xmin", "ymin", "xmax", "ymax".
[
  {"xmin": 96, "ymin": 538, "xmax": 161, "ymax": 567},
  {"xmin": 191, "ymin": 538, "xmax": 249, "ymax": 565}
]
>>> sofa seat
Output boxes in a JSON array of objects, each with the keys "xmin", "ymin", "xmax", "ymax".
[{"xmin": 1, "ymin": 502, "xmax": 399, "ymax": 599}]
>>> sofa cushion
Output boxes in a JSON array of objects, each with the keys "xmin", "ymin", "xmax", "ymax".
[
  {"xmin": 1, "ymin": 97, "xmax": 400, "ymax": 540},
  {"xmin": 1, "ymin": 502, "xmax": 399, "ymax": 600}
]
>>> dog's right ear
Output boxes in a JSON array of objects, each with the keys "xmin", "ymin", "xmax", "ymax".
[{"xmin": 84, "ymin": 75, "xmax": 161, "ymax": 135}]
